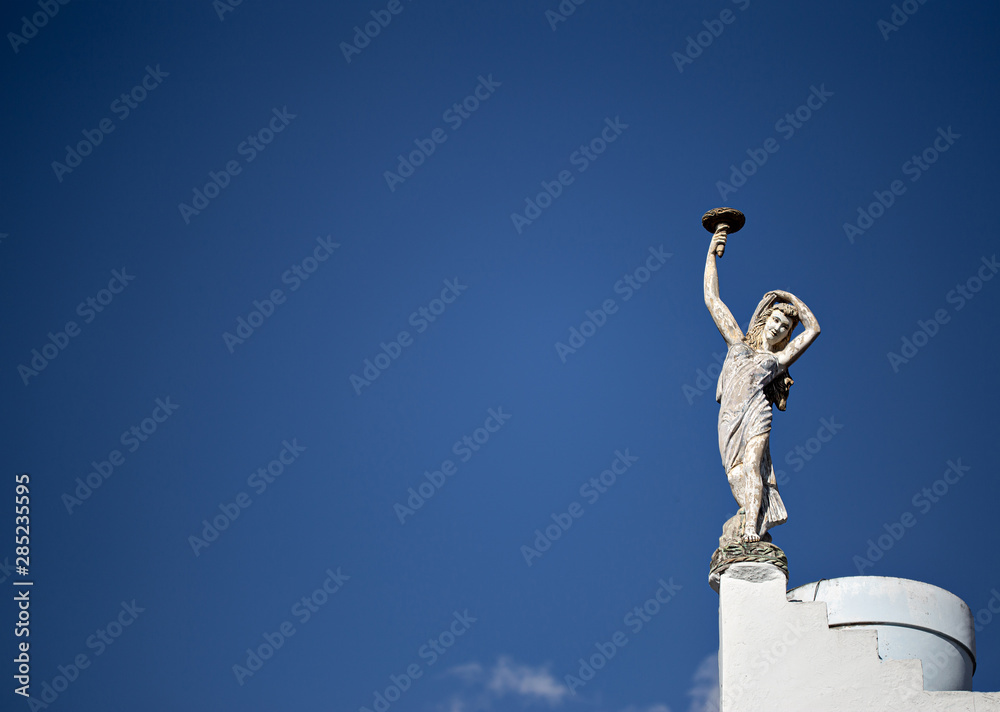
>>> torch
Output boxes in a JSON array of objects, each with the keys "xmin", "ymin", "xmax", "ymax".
[{"xmin": 701, "ymin": 207, "xmax": 745, "ymax": 258}]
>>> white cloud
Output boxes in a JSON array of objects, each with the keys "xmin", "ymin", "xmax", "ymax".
[
  {"xmin": 686, "ymin": 652, "xmax": 720, "ymax": 712},
  {"xmin": 441, "ymin": 657, "xmax": 670, "ymax": 712},
  {"xmin": 445, "ymin": 662, "xmax": 485, "ymax": 683},
  {"xmin": 486, "ymin": 656, "xmax": 570, "ymax": 704},
  {"xmin": 443, "ymin": 656, "xmax": 568, "ymax": 708}
]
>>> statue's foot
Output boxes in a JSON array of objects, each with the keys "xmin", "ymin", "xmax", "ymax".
[{"xmin": 742, "ymin": 526, "xmax": 761, "ymax": 543}]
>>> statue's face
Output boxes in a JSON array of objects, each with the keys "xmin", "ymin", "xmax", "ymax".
[{"xmin": 764, "ymin": 309, "xmax": 792, "ymax": 347}]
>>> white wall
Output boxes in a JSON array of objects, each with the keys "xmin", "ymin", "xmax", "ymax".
[{"xmin": 718, "ymin": 563, "xmax": 1000, "ymax": 711}]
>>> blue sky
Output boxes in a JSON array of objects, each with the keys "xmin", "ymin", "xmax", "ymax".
[{"xmin": 2, "ymin": 1, "xmax": 1000, "ymax": 710}]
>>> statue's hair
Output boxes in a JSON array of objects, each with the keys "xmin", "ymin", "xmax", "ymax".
[
  {"xmin": 745, "ymin": 301, "xmax": 799, "ymax": 351},
  {"xmin": 744, "ymin": 293, "xmax": 799, "ymax": 411}
]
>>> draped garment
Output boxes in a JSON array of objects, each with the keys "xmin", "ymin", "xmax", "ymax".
[{"xmin": 716, "ymin": 342, "xmax": 788, "ymax": 533}]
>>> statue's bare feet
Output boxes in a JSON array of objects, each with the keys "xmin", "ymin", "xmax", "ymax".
[{"xmin": 742, "ymin": 526, "xmax": 760, "ymax": 543}]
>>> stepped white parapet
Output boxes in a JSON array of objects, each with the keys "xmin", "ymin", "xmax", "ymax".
[
  {"xmin": 718, "ymin": 563, "xmax": 1000, "ymax": 711},
  {"xmin": 787, "ymin": 576, "xmax": 976, "ymax": 692}
]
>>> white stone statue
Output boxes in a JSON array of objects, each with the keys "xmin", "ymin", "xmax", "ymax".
[{"xmin": 702, "ymin": 208, "xmax": 821, "ymax": 546}]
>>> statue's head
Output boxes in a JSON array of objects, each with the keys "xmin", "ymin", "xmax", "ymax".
[
  {"xmin": 747, "ymin": 302, "xmax": 799, "ymax": 352},
  {"xmin": 764, "ymin": 305, "xmax": 798, "ymax": 348},
  {"xmin": 743, "ymin": 293, "xmax": 802, "ymax": 412}
]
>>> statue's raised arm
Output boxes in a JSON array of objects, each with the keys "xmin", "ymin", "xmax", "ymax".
[
  {"xmin": 770, "ymin": 289, "xmax": 821, "ymax": 370},
  {"xmin": 703, "ymin": 224, "xmax": 743, "ymax": 347}
]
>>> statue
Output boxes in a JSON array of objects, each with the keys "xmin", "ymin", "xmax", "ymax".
[{"xmin": 701, "ymin": 208, "xmax": 821, "ymax": 590}]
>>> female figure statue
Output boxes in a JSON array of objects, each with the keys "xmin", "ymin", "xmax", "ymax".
[{"xmin": 703, "ymin": 223, "xmax": 820, "ymax": 544}]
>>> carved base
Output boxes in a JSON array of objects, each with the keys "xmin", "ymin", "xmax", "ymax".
[
  {"xmin": 709, "ymin": 540, "xmax": 788, "ymax": 592},
  {"xmin": 709, "ymin": 508, "xmax": 788, "ymax": 592}
]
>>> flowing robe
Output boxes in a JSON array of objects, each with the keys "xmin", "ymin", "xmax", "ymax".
[{"xmin": 716, "ymin": 342, "xmax": 788, "ymax": 534}]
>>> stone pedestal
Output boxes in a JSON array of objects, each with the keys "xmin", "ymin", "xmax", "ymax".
[
  {"xmin": 717, "ymin": 563, "xmax": 1000, "ymax": 711},
  {"xmin": 709, "ymin": 540, "xmax": 787, "ymax": 593}
]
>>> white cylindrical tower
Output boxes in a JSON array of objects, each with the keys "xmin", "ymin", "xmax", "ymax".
[{"xmin": 787, "ymin": 576, "xmax": 976, "ymax": 691}]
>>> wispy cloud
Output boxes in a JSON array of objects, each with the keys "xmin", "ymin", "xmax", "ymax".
[
  {"xmin": 441, "ymin": 657, "xmax": 670, "ymax": 712},
  {"xmin": 486, "ymin": 656, "xmax": 570, "ymax": 704},
  {"xmin": 686, "ymin": 652, "xmax": 719, "ymax": 712},
  {"xmin": 442, "ymin": 656, "xmax": 568, "ymax": 708},
  {"xmin": 445, "ymin": 662, "xmax": 485, "ymax": 683}
]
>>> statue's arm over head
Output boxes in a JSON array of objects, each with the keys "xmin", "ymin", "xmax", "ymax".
[
  {"xmin": 773, "ymin": 289, "xmax": 820, "ymax": 370},
  {"xmin": 704, "ymin": 229, "xmax": 744, "ymax": 346}
]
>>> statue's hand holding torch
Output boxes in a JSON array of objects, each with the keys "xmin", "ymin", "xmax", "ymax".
[
  {"xmin": 712, "ymin": 225, "xmax": 729, "ymax": 258},
  {"xmin": 701, "ymin": 207, "xmax": 745, "ymax": 259}
]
